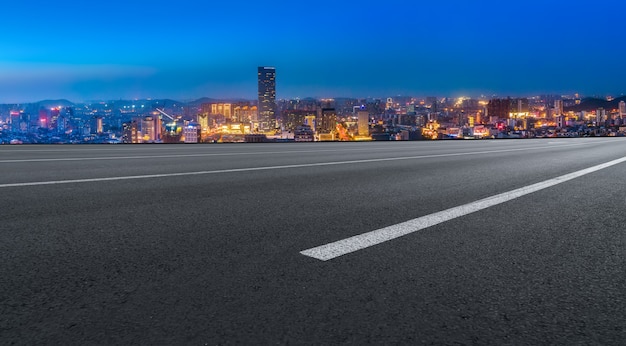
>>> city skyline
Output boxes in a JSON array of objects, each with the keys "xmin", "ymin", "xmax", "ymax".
[{"xmin": 2, "ymin": 1, "xmax": 626, "ymax": 103}]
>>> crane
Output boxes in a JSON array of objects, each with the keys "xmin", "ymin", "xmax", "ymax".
[
  {"xmin": 155, "ymin": 108, "xmax": 176, "ymax": 121},
  {"xmin": 155, "ymin": 108, "xmax": 179, "ymax": 136}
]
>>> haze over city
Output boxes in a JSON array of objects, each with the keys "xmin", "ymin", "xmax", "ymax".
[{"xmin": 2, "ymin": 0, "xmax": 626, "ymax": 103}]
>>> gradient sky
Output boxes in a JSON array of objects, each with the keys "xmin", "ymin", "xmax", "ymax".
[{"xmin": 1, "ymin": 0, "xmax": 625, "ymax": 103}]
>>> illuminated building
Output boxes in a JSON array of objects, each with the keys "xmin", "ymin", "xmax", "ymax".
[
  {"xmin": 462, "ymin": 98, "xmax": 479, "ymax": 110},
  {"xmin": 619, "ymin": 101, "xmax": 625, "ymax": 119},
  {"xmin": 294, "ymin": 125, "xmax": 314, "ymax": 142},
  {"xmin": 154, "ymin": 116, "xmax": 162, "ymax": 142},
  {"xmin": 183, "ymin": 123, "xmax": 200, "ymax": 143},
  {"xmin": 318, "ymin": 108, "xmax": 337, "ymax": 133},
  {"xmin": 357, "ymin": 110, "xmax": 369, "ymax": 136},
  {"xmin": 211, "ymin": 103, "xmax": 233, "ymax": 120},
  {"xmin": 258, "ymin": 66, "xmax": 276, "ymax": 131},
  {"xmin": 122, "ymin": 121, "xmax": 139, "ymax": 143},
  {"xmin": 142, "ymin": 116, "xmax": 156, "ymax": 142},
  {"xmin": 284, "ymin": 110, "xmax": 314, "ymax": 132},
  {"xmin": 57, "ymin": 108, "xmax": 72, "ymax": 134},
  {"xmin": 304, "ymin": 115, "xmax": 316, "ymax": 130},
  {"xmin": 198, "ymin": 113, "xmax": 209, "ymax": 130},
  {"xmin": 422, "ymin": 121, "xmax": 440, "ymax": 140},
  {"xmin": 509, "ymin": 99, "xmax": 530, "ymax": 125},
  {"xmin": 163, "ymin": 121, "xmax": 182, "ymax": 143},
  {"xmin": 38, "ymin": 109, "xmax": 49, "ymax": 129},
  {"xmin": 96, "ymin": 117, "xmax": 103, "ymax": 134},
  {"xmin": 50, "ymin": 108, "xmax": 60, "ymax": 130},
  {"xmin": 233, "ymin": 105, "xmax": 257, "ymax": 123}
]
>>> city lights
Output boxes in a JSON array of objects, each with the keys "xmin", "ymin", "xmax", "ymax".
[{"xmin": 1, "ymin": 67, "xmax": 625, "ymax": 144}]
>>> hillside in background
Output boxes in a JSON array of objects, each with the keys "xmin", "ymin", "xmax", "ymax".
[{"xmin": 565, "ymin": 96, "xmax": 626, "ymax": 112}]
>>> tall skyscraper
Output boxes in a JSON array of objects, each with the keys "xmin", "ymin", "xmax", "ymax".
[{"xmin": 258, "ymin": 66, "xmax": 276, "ymax": 132}]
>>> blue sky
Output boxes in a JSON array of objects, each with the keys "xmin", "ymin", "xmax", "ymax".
[{"xmin": 1, "ymin": 0, "xmax": 625, "ymax": 102}]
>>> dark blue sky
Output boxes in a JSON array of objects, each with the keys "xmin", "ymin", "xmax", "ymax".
[{"xmin": 1, "ymin": 0, "xmax": 625, "ymax": 102}]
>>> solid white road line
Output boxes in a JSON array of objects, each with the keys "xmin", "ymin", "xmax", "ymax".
[
  {"xmin": 300, "ymin": 156, "xmax": 626, "ymax": 261},
  {"xmin": 0, "ymin": 143, "xmax": 597, "ymax": 188},
  {"xmin": 0, "ymin": 145, "xmax": 446, "ymax": 163},
  {"xmin": 0, "ymin": 141, "xmax": 598, "ymax": 164},
  {"xmin": 0, "ymin": 145, "xmax": 473, "ymax": 163}
]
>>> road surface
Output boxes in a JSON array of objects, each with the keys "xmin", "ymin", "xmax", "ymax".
[{"xmin": 1, "ymin": 138, "xmax": 625, "ymax": 344}]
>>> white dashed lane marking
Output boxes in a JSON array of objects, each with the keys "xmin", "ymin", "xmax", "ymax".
[{"xmin": 300, "ymin": 156, "xmax": 626, "ymax": 261}]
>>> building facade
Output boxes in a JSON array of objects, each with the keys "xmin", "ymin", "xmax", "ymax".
[{"xmin": 258, "ymin": 66, "xmax": 276, "ymax": 132}]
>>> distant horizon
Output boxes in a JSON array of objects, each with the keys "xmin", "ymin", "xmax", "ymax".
[{"xmin": 2, "ymin": 92, "xmax": 626, "ymax": 106}]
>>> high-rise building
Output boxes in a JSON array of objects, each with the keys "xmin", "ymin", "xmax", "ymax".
[
  {"xmin": 233, "ymin": 105, "xmax": 257, "ymax": 123},
  {"xmin": 357, "ymin": 110, "xmax": 369, "ymax": 136},
  {"xmin": 487, "ymin": 98, "xmax": 511, "ymax": 120},
  {"xmin": 284, "ymin": 110, "xmax": 314, "ymax": 132},
  {"xmin": 37, "ymin": 109, "xmax": 48, "ymax": 129},
  {"xmin": 10, "ymin": 111, "xmax": 20, "ymax": 132},
  {"xmin": 619, "ymin": 101, "xmax": 625, "ymax": 119},
  {"xmin": 318, "ymin": 108, "xmax": 337, "ymax": 133},
  {"xmin": 142, "ymin": 116, "xmax": 156, "ymax": 142},
  {"xmin": 596, "ymin": 108, "xmax": 606, "ymax": 124},
  {"xmin": 211, "ymin": 103, "xmax": 233, "ymax": 120},
  {"xmin": 49, "ymin": 108, "xmax": 60, "ymax": 130},
  {"xmin": 510, "ymin": 98, "xmax": 529, "ymax": 119},
  {"xmin": 122, "ymin": 120, "xmax": 139, "ymax": 143},
  {"xmin": 96, "ymin": 117, "xmax": 104, "ymax": 134},
  {"xmin": 198, "ymin": 113, "xmax": 209, "ymax": 131},
  {"xmin": 258, "ymin": 66, "xmax": 276, "ymax": 131},
  {"xmin": 57, "ymin": 107, "xmax": 72, "ymax": 134}
]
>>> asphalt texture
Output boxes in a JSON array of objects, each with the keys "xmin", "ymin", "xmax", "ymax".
[{"xmin": 1, "ymin": 138, "xmax": 625, "ymax": 344}]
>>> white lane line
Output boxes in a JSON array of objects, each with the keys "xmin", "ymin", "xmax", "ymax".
[
  {"xmin": 0, "ymin": 145, "xmax": 449, "ymax": 163},
  {"xmin": 0, "ymin": 141, "xmax": 599, "ymax": 163},
  {"xmin": 0, "ymin": 142, "xmax": 608, "ymax": 188},
  {"xmin": 300, "ymin": 156, "xmax": 626, "ymax": 261}
]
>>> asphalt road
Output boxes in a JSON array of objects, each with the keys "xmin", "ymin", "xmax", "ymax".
[{"xmin": 1, "ymin": 138, "xmax": 625, "ymax": 344}]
